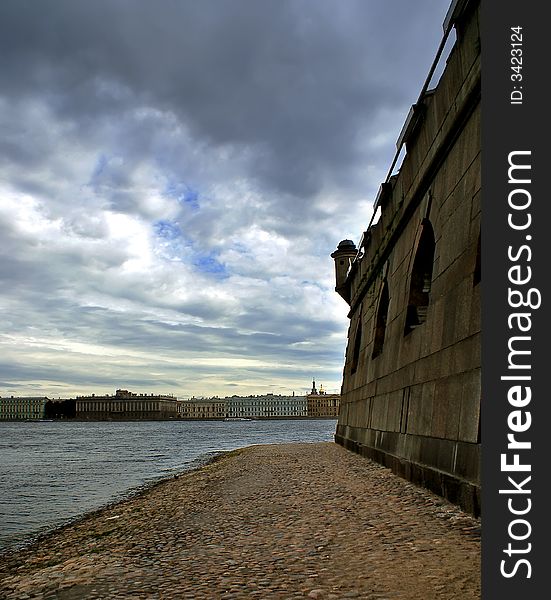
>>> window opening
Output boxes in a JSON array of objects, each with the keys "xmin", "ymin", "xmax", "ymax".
[
  {"xmin": 350, "ymin": 317, "xmax": 363, "ymax": 374},
  {"xmin": 372, "ymin": 280, "xmax": 390, "ymax": 358},
  {"xmin": 405, "ymin": 220, "xmax": 436, "ymax": 334}
]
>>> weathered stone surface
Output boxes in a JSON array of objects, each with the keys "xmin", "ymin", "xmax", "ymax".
[
  {"xmin": 0, "ymin": 443, "xmax": 480, "ymax": 599},
  {"xmin": 332, "ymin": 0, "xmax": 481, "ymax": 513}
]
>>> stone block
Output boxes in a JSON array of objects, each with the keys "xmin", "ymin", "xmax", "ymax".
[
  {"xmin": 371, "ymin": 395, "xmax": 389, "ymax": 430},
  {"xmin": 459, "ymin": 7, "xmax": 481, "ymax": 74},
  {"xmin": 441, "ymin": 473, "xmax": 461, "ymax": 506},
  {"xmin": 469, "ymin": 190, "xmax": 482, "ymax": 232},
  {"xmin": 383, "ymin": 322, "xmax": 401, "ymax": 374},
  {"xmin": 365, "ymin": 380, "xmax": 377, "ymax": 398},
  {"xmin": 399, "ymin": 387, "xmax": 410, "ymax": 433},
  {"xmin": 404, "ymin": 433, "xmax": 422, "ymax": 464},
  {"xmin": 454, "ymin": 441, "xmax": 480, "ymax": 482},
  {"xmin": 392, "ymin": 364, "xmax": 414, "ymax": 393},
  {"xmin": 469, "ymin": 284, "xmax": 481, "ymax": 335},
  {"xmin": 381, "ymin": 431, "xmax": 401, "ymax": 455},
  {"xmin": 435, "ymin": 438, "xmax": 456, "ymax": 472},
  {"xmin": 405, "ymin": 385, "xmax": 422, "ymax": 435},
  {"xmin": 441, "ymin": 293, "xmax": 458, "ymax": 348},
  {"xmin": 386, "ymin": 390, "xmax": 403, "ymax": 432},
  {"xmin": 395, "ymin": 431, "xmax": 407, "ymax": 456},
  {"xmin": 419, "ymin": 381, "xmax": 435, "ymax": 436},
  {"xmin": 453, "ymin": 278, "xmax": 474, "ymax": 342},
  {"xmin": 444, "ymin": 375, "xmax": 462, "ymax": 440},
  {"xmin": 412, "ymin": 355, "xmax": 431, "ymax": 385},
  {"xmin": 432, "ymin": 346, "xmax": 453, "ymax": 380},
  {"xmin": 432, "ymin": 378, "xmax": 451, "ymax": 439},
  {"xmin": 418, "ymin": 435, "xmax": 438, "ymax": 469},
  {"xmin": 458, "ymin": 369, "xmax": 481, "ymax": 443},
  {"xmin": 420, "ymin": 307, "xmax": 436, "ymax": 358},
  {"xmin": 453, "ymin": 335, "xmax": 480, "ymax": 375}
]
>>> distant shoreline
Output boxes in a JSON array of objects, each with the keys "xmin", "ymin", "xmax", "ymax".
[{"xmin": 0, "ymin": 416, "xmax": 338, "ymax": 423}]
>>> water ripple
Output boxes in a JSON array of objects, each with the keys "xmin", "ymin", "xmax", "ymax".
[{"xmin": 0, "ymin": 419, "xmax": 336, "ymax": 549}]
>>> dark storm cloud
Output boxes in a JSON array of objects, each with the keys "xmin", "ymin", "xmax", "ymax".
[
  {"xmin": 0, "ymin": 0, "xmax": 451, "ymax": 396},
  {"xmin": 0, "ymin": 0, "xmax": 447, "ymax": 199}
]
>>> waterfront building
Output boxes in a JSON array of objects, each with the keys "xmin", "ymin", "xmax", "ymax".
[
  {"xmin": 178, "ymin": 398, "xmax": 226, "ymax": 420},
  {"xmin": 306, "ymin": 380, "xmax": 340, "ymax": 418},
  {"xmin": 76, "ymin": 389, "xmax": 179, "ymax": 420},
  {"xmin": 331, "ymin": 0, "xmax": 480, "ymax": 514},
  {"xmin": 225, "ymin": 394, "xmax": 308, "ymax": 419},
  {"xmin": 0, "ymin": 396, "xmax": 48, "ymax": 421}
]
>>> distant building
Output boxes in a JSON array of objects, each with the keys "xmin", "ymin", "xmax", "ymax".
[
  {"xmin": 177, "ymin": 388, "xmax": 337, "ymax": 419},
  {"xmin": 76, "ymin": 389, "xmax": 179, "ymax": 420},
  {"xmin": 306, "ymin": 379, "xmax": 340, "ymax": 418},
  {"xmin": 178, "ymin": 398, "xmax": 226, "ymax": 420},
  {"xmin": 225, "ymin": 394, "xmax": 308, "ymax": 419},
  {"xmin": 0, "ymin": 396, "xmax": 48, "ymax": 421}
]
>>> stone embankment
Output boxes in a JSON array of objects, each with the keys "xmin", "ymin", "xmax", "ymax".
[{"xmin": 0, "ymin": 443, "xmax": 480, "ymax": 599}]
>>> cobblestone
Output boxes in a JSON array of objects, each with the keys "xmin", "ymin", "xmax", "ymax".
[{"xmin": 0, "ymin": 443, "xmax": 480, "ymax": 599}]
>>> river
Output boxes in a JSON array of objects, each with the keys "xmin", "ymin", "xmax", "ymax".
[{"xmin": 0, "ymin": 419, "xmax": 337, "ymax": 549}]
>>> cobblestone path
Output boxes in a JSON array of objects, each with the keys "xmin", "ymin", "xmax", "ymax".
[{"xmin": 0, "ymin": 442, "xmax": 480, "ymax": 599}]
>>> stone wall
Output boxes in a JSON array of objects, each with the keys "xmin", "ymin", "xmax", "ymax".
[{"xmin": 333, "ymin": 0, "xmax": 481, "ymax": 515}]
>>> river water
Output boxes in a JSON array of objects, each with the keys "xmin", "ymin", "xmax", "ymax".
[{"xmin": 0, "ymin": 419, "xmax": 337, "ymax": 549}]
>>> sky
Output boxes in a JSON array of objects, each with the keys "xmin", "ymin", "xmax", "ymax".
[{"xmin": 0, "ymin": 0, "xmax": 450, "ymax": 399}]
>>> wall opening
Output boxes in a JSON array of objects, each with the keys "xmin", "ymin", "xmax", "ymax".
[
  {"xmin": 404, "ymin": 220, "xmax": 436, "ymax": 334},
  {"xmin": 372, "ymin": 280, "xmax": 390, "ymax": 358},
  {"xmin": 350, "ymin": 317, "xmax": 363, "ymax": 375}
]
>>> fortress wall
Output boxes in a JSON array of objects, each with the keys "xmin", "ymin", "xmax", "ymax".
[{"xmin": 335, "ymin": 1, "xmax": 481, "ymax": 515}]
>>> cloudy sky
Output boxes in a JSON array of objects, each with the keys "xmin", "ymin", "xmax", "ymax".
[{"xmin": 0, "ymin": 0, "xmax": 450, "ymax": 399}]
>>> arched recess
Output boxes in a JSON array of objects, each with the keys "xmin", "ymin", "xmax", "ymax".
[
  {"xmin": 350, "ymin": 313, "xmax": 363, "ymax": 375},
  {"xmin": 404, "ymin": 219, "xmax": 436, "ymax": 334},
  {"xmin": 372, "ymin": 280, "xmax": 390, "ymax": 358}
]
